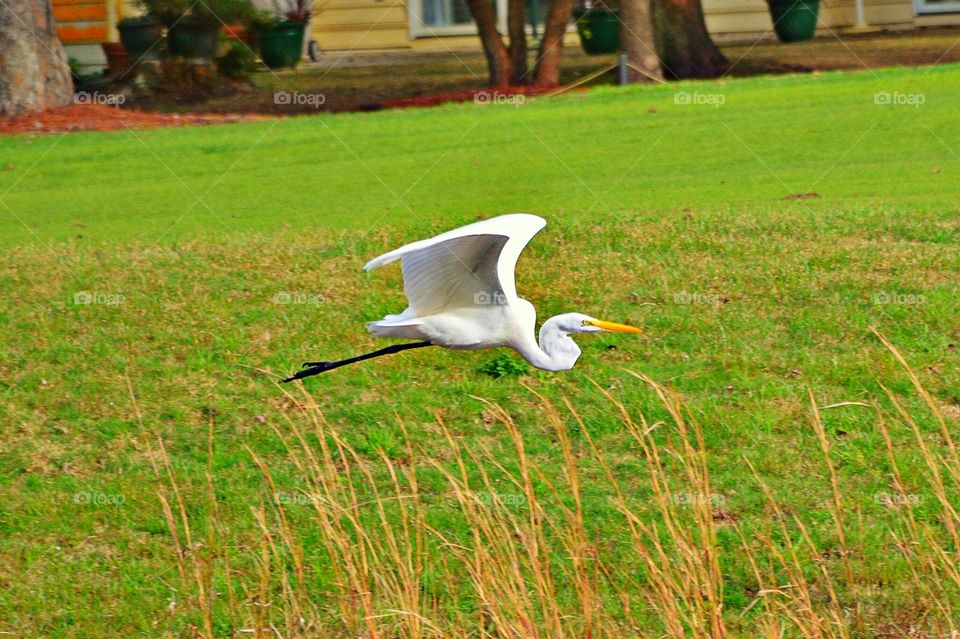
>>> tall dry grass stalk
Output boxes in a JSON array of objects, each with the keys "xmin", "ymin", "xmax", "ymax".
[
  {"xmin": 151, "ymin": 330, "xmax": 958, "ymax": 637},
  {"xmin": 871, "ymin": 329, "xmax": 960, "ymax": 635},
  {"xmin": 585, "ymin": 373, "xmax": 726, "ymax": 638}
]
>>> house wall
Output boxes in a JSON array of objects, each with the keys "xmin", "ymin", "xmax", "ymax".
[
  {"xmin": 310, "ymin": 0, "xmax": 926, "ymax": 52},
  {"xmin": 52, "ymin": 0, "xmax": 112, "ymax": 44},
  {"xmin": 54, "ymin": 0, "xmax": 126, "ymax": 68},
  {"xmin": 57, "ymin": 0, "xmax": 949, "ymax": 69},
  {"xmin": 818, "ymin": 0, "xmax": 916, "ymax": 30},
  {"xmin": 311, "ymin": 0, "xmax": 582, "ymax": 50},
  {"xmin": 312, "ymin": 0, "xmax": 410, "ymax": 49},
  {"xmin": 702, "ymin": 0, "xmax": 915, "ymax": 43}
]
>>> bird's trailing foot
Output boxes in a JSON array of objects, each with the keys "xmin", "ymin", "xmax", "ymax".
[
  {"xmin": 282, "ymin": 361, "xmax": 337, "ymax": 383},
  {"xmin": 281, "ymin": 341, "xmax": 434, "ymax": 383}
]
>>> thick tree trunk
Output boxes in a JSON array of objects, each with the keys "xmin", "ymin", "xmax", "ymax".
[
  {"xmin": 651, "ymin": 0, "xmax": 727, "ymax": 79},
  {"xmin": 464, "ymin": 0, "xmax": 513, "ymax": 86},
  {"xmin": 0, "ymin": 0, "xmax": 73, "ymax": 115},
  {"xmin": 506, "ymin": 0, "xmax": 528, "ymax": 84},
  {"xmin": 533, "ymin": 0, "xmax": 573, "ymax": 88},
  {"xmin": 620, "ymin": 0, "xmax": 664, "ymax": 83}
]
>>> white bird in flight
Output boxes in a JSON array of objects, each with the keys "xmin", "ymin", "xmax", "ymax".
[{"xmin": 284, "ymin": 214, "xmax": 642, "ymax": 382}]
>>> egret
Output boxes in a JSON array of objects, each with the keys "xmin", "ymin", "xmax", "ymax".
[{"xmin": 283, "ymin": 214, "xmax": 642, "ymax": 382}]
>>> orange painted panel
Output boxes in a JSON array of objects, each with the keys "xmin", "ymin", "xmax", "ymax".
[
  {"xmin": 52, "ymin": 0, "xmax": 105, "ymax": 5},
  {"xmin": 56, "ymin": 24, "xmax": 108, "ymax": 42},
  {"xmin": 54, "ymin": 5, "xmax": 107, "ymax": 21}
]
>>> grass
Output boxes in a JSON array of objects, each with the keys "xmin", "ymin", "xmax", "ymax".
[{"xmin": 1, "ymin": 61, "xmax": 959, "ymax": 637}]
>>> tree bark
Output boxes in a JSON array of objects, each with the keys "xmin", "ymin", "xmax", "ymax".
[
  {"xmin": 0, "ymin": 0, "xmax": 73, "ymax": 115},
  {"xmin": 533, "ymin": 0, "xmax": 573, "ymax": 88},
  {"xmin": 651, "ymin": 0, "xmax": 727, "ymax": 79},
  {"xmin": 620, "ymin": 0, "xmax": 664, "ymax": 83},
  {"xmin": 464, "ymin": 0, "xmax": 513, "ymax": 86},
  {"xmin": 506, "ymin": 0, "xmax": 527, "ymax": 84}
]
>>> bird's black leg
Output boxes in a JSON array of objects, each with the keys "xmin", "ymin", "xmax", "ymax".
[{"xmin": 282, "ymin": 341, "xmax": 433, "ymax": 383}]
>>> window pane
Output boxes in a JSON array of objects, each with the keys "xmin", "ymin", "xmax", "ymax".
[
  {"xmin": 422, "ymin": 0, "xmax": 467, "ymax": 26},
  {"xmin": 421, "ymin": 0, "xmax": 494, "ymax": 27},
  {"xmin": 452, "ymin": 0, "xmax": 473, "ymax": 23}
]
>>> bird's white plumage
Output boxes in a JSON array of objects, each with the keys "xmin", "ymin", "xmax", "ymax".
[
  {"xmin": 362, "ymin": 214, "xmax": 640, "ymax": 371},
  {"xmin": 364, "ymin": 213, "xmax": 546, "ymax": 315}
]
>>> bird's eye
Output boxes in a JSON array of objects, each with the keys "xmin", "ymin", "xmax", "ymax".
[{"xmin": 581, "ymin": 319, "xmax": 589, "ymax": 326}]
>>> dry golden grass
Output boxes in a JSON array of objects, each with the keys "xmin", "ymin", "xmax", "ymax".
[{"xmin": 150, "ymin": 330, "xmax": 959, "ymax": 638}]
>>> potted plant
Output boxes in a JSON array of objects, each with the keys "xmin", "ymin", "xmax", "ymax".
[
  {"xmin": 101, "ymin": 42, "xmax": 129, "ymax": 75},
  {"xmin": 256, "ymin": 0, "xmax": 310, "ymax": 69},
  {"xmin": 166, "ymin": 18, "xmax": 221, "ymax": 61},
  {"xmin": 139, "ymin": 0, "xmax": 252, "ymax": 61},
  {"xmin": 767, "ymin": 0, "xmax": 820, "ymax": 42},
  {"xmin": 574, "ymin": 0, "xmax": 620, "ymax": 55},
  {"xmin": 117, "ymin": 15, "xmax": 164, "ymax": 61}
]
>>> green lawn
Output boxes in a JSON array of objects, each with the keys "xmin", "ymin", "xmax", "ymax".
[{"xmin": 1, "ymin": 63, "xmax": 959, "ymax": 637}]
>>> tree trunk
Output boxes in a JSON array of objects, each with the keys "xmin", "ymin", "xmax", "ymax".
[
  {"xmin": 533, "ymin": 0, "xmax": 573, "ymax": 88},
  {"xmin": 0, "ymin": 0, "xmax": 73, "ymax": 115},
  {"xmin": 651, "ymin": 0, "xmax": 727, "ymax": 79},
  {"xmin": 620, "ymin": 0, "xmax": 663, "ymax": 83},
  {"xmin": 506, "ymin": 0, "xmax": 528, "ymax": 84},
  {"xmin": 464, "ymin": 0, "xmax": 513, "ymax": 86}
]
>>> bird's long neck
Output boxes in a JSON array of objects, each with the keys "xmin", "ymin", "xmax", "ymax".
[{"xmin": 514, "ymin": 315, "xmax": 581, "ymax": 372}]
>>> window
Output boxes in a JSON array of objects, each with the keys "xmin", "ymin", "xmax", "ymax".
[
  {"xmin": 407, "ymin": 0, "xmax": 567, "ymax": 39},
  {"xmin": 915, "ymin": 0, "xmax": 960, "ymax": 13},
  {"xmin": 422, "ymin": 0, "xmax": 476, "ymax": 28},
  {"xmin": 410, "ymin": 0, "xmax": 500, "ymax": 35}
]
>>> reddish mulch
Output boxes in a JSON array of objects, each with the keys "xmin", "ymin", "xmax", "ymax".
[
  {"xmin": 375, "ymin": 85, "xmax": 574, "ymax": 110},
  {"xmin": 0, "ymin": 104, "xmax": 261, "ymax": 136},
  {"xmin": 0, "ymin": 88, "xmax": 560, "ymax": 135}
]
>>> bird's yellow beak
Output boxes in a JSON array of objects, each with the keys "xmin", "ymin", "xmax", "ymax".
[{"xmin": 586, "ymin": 319, "xmax": 644, "ymax": 334}]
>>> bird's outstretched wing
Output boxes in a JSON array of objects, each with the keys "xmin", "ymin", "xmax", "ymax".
[{"xmin": 364, "ymin": 214, "xmax": 546, "ymax": 316}]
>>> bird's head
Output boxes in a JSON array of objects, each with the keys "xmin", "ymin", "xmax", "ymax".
[
  {"xmin": 554, "ymin": 313, "xmax": 644, "ymax": 336},
  {"xmin": 532, "ymin": 312, "xmax": 644, "ymax": 371}
]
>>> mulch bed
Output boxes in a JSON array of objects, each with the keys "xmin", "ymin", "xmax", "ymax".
[
  {"xmin": 0, "ymin": 104, "xmax": 261, "ymax": 136},
  {"xmin": 0, "ymin": 87, "xmax": 552, "ymax": 135},
  {"xmin": 0, "ymin": 86, "xmax": 554, "ymax": 135},
  {"xmin": 374, "ymin": 85, "xmax": 573, "ymax": 110}
]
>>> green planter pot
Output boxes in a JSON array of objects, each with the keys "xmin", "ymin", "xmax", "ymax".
[
  {"xmin": 258, "ymin": 21, "xmax": 306, "ymax": 69},
  {"xmin": 768, "ymin": 0, "xmax": 820, "ymax": 42},
  {"xmin": 117, "ymin": 16, "xmax": 164, "ymax": 60},
  {"xmin": 167, "ymin": 21, "xmax": 221, "ymax": 60},
  {"xmin": 573, "ymin": 8, "xmax": 620, "ymax": 55}
]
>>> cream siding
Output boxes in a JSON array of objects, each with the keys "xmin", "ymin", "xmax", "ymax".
[
  {"xmin": 312, "ymin": 0, "xmax": 410, "ymax": 49},
  {"xmin": 311, "ymin": 0, "xmax": 953, "ymax": 52},
  {"xmin": 405, "ymin": 31, "xmax": 581, "ymax": 50},
  {"xmin": 818, "ymin": 0, "xmax": 916, "ymax": 29},
  {"xmin": 917, "ymin": 11, "xmax": 960, "ymax": 23},
  {"xmin": 704, "ymin": 0, "xmax": 916, "ymax": 43}
]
